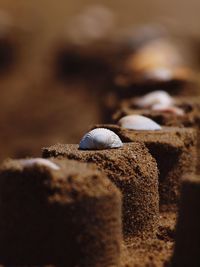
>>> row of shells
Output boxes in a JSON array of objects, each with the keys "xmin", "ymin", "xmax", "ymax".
[
  {"xmin": 17, "ymin": 90, "xmax": 183, "ymax": 166},
  {"xmin": 79, "ymin": 115, "xmax": 162, "ymax": 150},
  {"xmin": 79, "ymin": 90, "xmax": 186, "ymax": 150}
]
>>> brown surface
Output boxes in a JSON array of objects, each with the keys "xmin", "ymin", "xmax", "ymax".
[
  {"xmin": 0, "ymin": 158, "xmax": 122, "ymax": 266},
  {"xmin": 0, "ymin": 209, "xmax": 178, "ymax": 267},
  {"xmin": 121, "ymin": 237, "xmax": 173, "ymax": 267},
  {"xmin": 158, "ymin": 211, "xmax": 177, "ymax": 243},
  {"xmin": 171, "ymin": 174, "xmax": 200, "ymax": 267},
  {"xmin": 43, "ymin": 142, "xmax": 159, "ymax": 239},
  {"xmin": 119, "ymin": 210, "xmax": 177, "ymax": 267},
  {"xmin": 92, "ymin": 124, "xmax": 197, "ymax": 211}
]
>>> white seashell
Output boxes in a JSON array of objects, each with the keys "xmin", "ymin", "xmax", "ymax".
[
  {"xmin": 19, "ymin": 158, "xmax": 60, "ymax": 170},
  {"xmin": 144, "ymin": 68, "xmax": 173, "ymax": 81},
  {"xmin": 118, "ymin": 115, "xmax": 162, "ymax": 130},
  {"xmin": 79, "ymin": 128, "xmax": 123, "ymax": 150},
  {"xmin": 135, "ymin": 90, "xmax": 174, "ymax": 109},
  {"xmin": 152, "ymin": 104, "xmax": 185, "ymax": 116}
]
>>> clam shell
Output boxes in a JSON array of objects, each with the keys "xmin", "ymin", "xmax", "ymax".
[
  {"xmin": 118, "ymin": 115, "xmax": 161, "ymax": 130},
  {"xmin": 19, "ymin": 158, "xmax": 60, "ymax": 170},
  {"xmin": 144, "ymin": 68, "xmax": 173, "ymax": 81},
  {"xmin": 152, "ymin": 104, "xmax": 185, "ymax": 116},
  {"xmin": 135, "ymin": 90, "xmax": 173, "ymax": 108},
  {"xmin": 79, "ymin": 128, "xmax": 123, "ymax": 150}
]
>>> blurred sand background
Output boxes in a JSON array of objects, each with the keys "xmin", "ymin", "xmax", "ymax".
[
  {"xmin": 0, "ymin": 0, "xmax": 199, "ymax": 161},
  {"xmin": 1, "ymin": 0, "xmax": 199, "ymax": 37},
  {"xmin": 1, "ymin": 0, "xmax": 200, "ymax": 69}
]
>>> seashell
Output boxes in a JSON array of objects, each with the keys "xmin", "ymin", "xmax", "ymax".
[
  {"xmin": 135, "ymin": 90, "xmax": 174, "ymax": 108},
  {"xmin": 114, "ymin": 38, "xmax": 195, "ymax": 87},
  {"xmin": 79, "ymin": 128, "xmax": 123, "ymax": 150},
  {"xmin": 152, "ymin": 104, "xmax": 185, "ymax": 116},
  {"xmin": 118, "ymin": 115, "xmax": 161, "ymax": 130},
  {"xmin": 19, "ymin": 158, "xmax": 60, "ymax": 170},
  {"xmin": 144, "ymin": 68, "xmax": 173, "ymax": 81}
]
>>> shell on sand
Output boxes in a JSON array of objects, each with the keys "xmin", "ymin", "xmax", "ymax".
[
  {"xmin": 118, "ymin": 115, "xmax": 161, "ymax": 130},
  {"xmin": 79, "ymin": 128, "xmax": 123, "ymax": 150},
  {"xmin": 19, "ymin": 158, "xmax": 60, "ymax": 170},
  {"xmin": 135, "ymin": 90, "xmax": 174, "ymax": 108},
  {"xmin": 143, "ymin": 68, "xmax": 173, "ymax": 81},
  {"xmin": 152, "ymin": 104, "xmax": 185, "ymax": 116}
]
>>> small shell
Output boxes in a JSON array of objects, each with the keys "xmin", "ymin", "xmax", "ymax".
[
  {"xmin": 135, "ymin": 90, "xmax": 174, "ymax": 108},
  {"xmin": 152, "ymin": 104, "xmax": 185, "ymax": 116},
  {"xmin": 79, "ymin": 128, "xmax": 123, "ymax": 150},
  {"xmin": 144, "ymin": 68, "xmax": 172, "ymax": 81},
  {"xmin": 118, "ymin": 115, "xmax": 162, "ymax": 130},
  {"xmin": 19, "ymin": 158, "xmax": 60, "ymax": 170}
]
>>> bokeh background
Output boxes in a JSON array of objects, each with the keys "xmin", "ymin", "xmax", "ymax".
[{"xmin": 0, "ymin": 0, "xmax": 199, "ymax": 161}]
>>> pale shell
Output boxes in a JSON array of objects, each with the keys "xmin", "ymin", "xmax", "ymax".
[
  {"xmin": 152, "ymin": 104, "xmax": 185, "ymax": 116},
  {"xmin": 118, "ymin": 115, "xmax": 162, "ymax": 130},
  {"xmin": 19, "ymin": 158, "xmax": 60, "ymax": 170},
  {"xmin": 135, "ymin": 90, "xmax": 174, "ymax": 108},
  {"xmin": 144, "ymin": 68, "xmax": 173, "ymax": 81},
  {"xmin": 79, "ymin": 128, "xmax": 123, "ymax": 150}
]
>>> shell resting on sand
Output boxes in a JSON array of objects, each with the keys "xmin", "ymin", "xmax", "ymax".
[
  {"xmin": 19, "ymin": 158, "xmax": 60, "ymax": 170},
  {"xmin": 135, "ymin": 90, "xmax": 174, "ymax": 108},
  {"xmin": 79, "ymin": 128, "xmax": 123, "ymax": 150},
  {"xmin": 118, "ymin": 115, "xmax": 161, "ymax": 130},
  {"xmin": 152, "ymin": 104, "xmax": 185, "ymax": 116}
]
